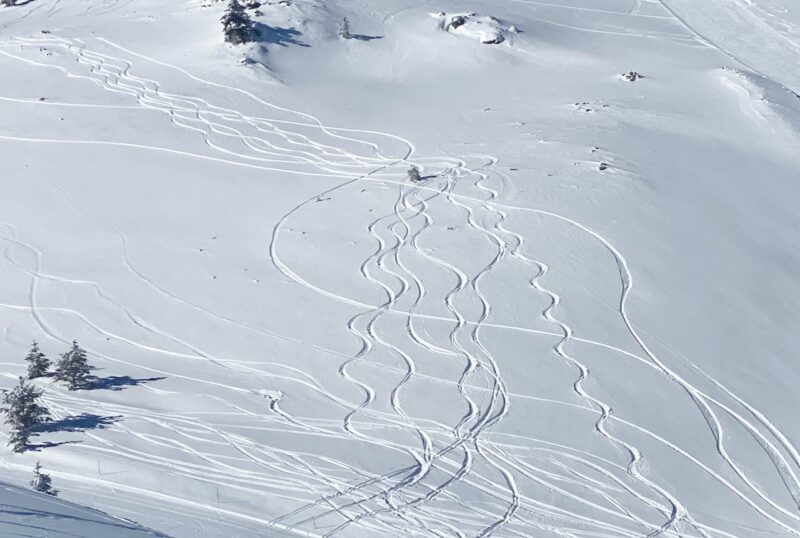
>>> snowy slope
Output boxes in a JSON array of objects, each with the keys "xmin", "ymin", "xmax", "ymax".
[
  {"xmin": 0, "ymin": 0, "xmax": 799, "ymax": 537},
  {"xmin": 661, "ymin": 0, "xmax": 800, "ymax": 94},
  {"xmin": 0, "ymin": 481, "xmax": 165, "ymax": 537}
]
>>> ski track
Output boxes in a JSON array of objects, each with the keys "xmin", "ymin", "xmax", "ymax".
[{"xmin": 0, "ymin": 29, "xmax": 797, "ymax": 537}]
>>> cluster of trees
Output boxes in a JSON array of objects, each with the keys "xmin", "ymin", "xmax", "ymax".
[
  {"xmin": 2, "ymin": 341, "xmax": 94, "ymax": 453},
  {"xmin": 27, "ymin": 340, "xmax": 93, "ymax": 390},
  {"xmin": 220, "ymin": 1, "xmax": 356, "ymax": 45},
  {"xmin": 0, "ymin": 341, "xmax": 95, "ymax": 495}
]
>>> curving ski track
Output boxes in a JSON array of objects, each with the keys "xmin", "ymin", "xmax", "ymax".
[{"xmin": 0, "ymin": 27, "xmax": 797, "ymax": 538}]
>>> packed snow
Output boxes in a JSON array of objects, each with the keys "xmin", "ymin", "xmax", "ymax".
[{"xmin": 0, "ymin": 0, "xmax": 799, "ymax": 537}]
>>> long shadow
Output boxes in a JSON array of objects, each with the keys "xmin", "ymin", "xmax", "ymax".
[
  {"xmin": 35, "ymin": 414, "xmax": 120, "ymax": 434},
  {"xmin": 24, "ymin": 414, "xmax": 121, "ymax": 452},
  {"xmin": 253, "ymin": 22, "xmax": 309, "ymax": 47},
  {"xmin": 27, "ymin": 440, "xmax": 80, "ymax": 451},
  {"xmin": 0, "ymin": 504, "xmax": 172, "ymax": 536},
  {"xmin": 351, "ymin": 34, "xmax": 383, "ymax": 42},
  {"xmin": 89, "ymin": 375, "xmax": 165, "ymax": 391}
]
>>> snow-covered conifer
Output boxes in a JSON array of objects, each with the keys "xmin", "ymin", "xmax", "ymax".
[
  {"xmin": 222, "ymin": 0, "xmax": 255, "ymax": 45},
  {"xmin": 55, "ymin": 340, "xmax": 92, "ymax": 390},
  {"xmin": 25, "ymin": 341, "xmax": 50, "ymax": 379},
  {"xmin": 1, "ymin": 377, "xmax": 50, "ymax": 452},
  {"xmin": 31, "ymin": 461, "xmax": 56, "ymax": 495},
  {"xmin": 407, "ymin": 165, "xmax": 422, "ymax": 182},
  {"xmin": 339, "ymin": 17, "xmax": 351, "ymax": 39}
]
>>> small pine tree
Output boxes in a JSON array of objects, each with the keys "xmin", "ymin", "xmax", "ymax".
[
  {"xmin": 1, "ymin": 377, "xmax": 50, "ymax": 452},
  {"xmin": 31, "ymin": 461, "xmax": 56, "ymax": 495},
  {"xmin": 339, "ymin": 17, "xmax": 351, "ymax": 40},
  {"xmin": 55, "ymin": 341, "xmax": 92, "ymax": 390},
  {"xmin": 25, "ymin": 341, "xmax": 50, "ymax": 379},
  {"xmin": 407, "ymin": 165, "xmax": 421, "ymax": 182},
  {"xmin": 222, "ymin": 0, "xmax": 255, "ymax": 45}
]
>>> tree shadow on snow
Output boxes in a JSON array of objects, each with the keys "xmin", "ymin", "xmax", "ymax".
[
  {"xmin": 27, "ymin": 440, "xmax": 81, "ymax": 451},
  {"xmin": 4, "ymin": 0, "xmax": 37, "ymax": 7},
  {"xmin": 0, "ymin": 504, "xmax": 172, "ymax": 535},
  {"xmin": 253, "ymin": 23, "xmax": 309, "ymax": 47},
  {"xmin": 350, "ymin": 34, "xmax": 383, "ymax": 42},
  {"xmin": 35, "ymin": 414, "xmax": 120, "ymax": 434},
  {"xmin": 89, "ymin": 375, "xmax": 165, "ymax": 391}
]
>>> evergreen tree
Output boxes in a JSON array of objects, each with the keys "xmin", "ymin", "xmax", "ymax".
[
  {"xmin": 1, "ymin": 377, "xmax": 50, "ymax": 452},
  {"xmin": 221, "ymin": 0, "xmax": 255, "ymax": 45},
  {"xmin": 407, "ymin": 165, "xmax": 422, "ymax": 182},
  {"xmin": 339, "ymin": 17, "xmax": 351, "ymax": 40},
  {"xmin": 25, "ymin": 341, "xmax": 50, "ymax": 379},
  {"xmin": 30, "ymin": 461, "xmax": 56, "ymax": 495},
  {"xmin": 55, "ymin": 341, "xmax": 92, "ymax": 390}
]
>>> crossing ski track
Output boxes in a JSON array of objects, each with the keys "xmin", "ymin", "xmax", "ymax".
[
  {"xmin": 0, "ymin": 0, "xmax": 799, "ymax": 536},
  {"xmin": 0, "ymin": 35, "xmax": 793, "ymax": 534},
  {"xmin": 0, "ymin": 30, "xmax": 780, "ymax": 534}
]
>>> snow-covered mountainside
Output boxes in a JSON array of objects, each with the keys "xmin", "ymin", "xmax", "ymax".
[
  {"xmin": 0, "ymin": 481, "xmax": 164, "ymax": 537},
  {"xmin": 661, "ymin": 0, "xmax": 800, "ymax": 94},
  {"xmin": 0, "ymin": 0, "xmax": 799, "ymax": 536}
]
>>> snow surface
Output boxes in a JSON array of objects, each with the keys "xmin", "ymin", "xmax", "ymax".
[
  {"xmin": 0, "ymin": 480, "xmax": 164, "ymax": 537},
  {"xmin": 661, "ymin": 0, "xmax": 800, "ymax": 94},
  {"xmin": 0, "ymin": 0, "xmax": 799, "ymax": 536}
]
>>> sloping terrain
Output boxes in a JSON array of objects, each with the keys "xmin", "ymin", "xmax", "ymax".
[
  {"xmin": 662, "ymin": 0, "xmax": 800, "ymax": 93},
  {"xmin": 0, "ymin": 481, "xmax": 164, "ymax": 537},
  {"xmin": 0, "ymin": 0, "xmax": 799, "ymax": 537}
]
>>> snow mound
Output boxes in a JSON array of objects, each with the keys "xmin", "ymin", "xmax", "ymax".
[{"xmin": 434, "ymin": 12, "xmax": 515, "ymax": 44}]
